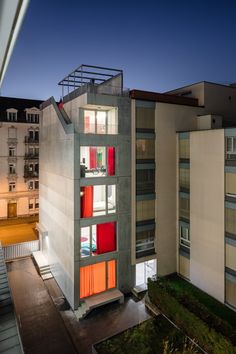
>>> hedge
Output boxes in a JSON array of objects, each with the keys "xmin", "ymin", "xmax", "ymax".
[
  {"xmin": 148, "ymin": 278, "xmax": 236, "ymax": 354},
  {"xmin": 161, "ymin": 277, "xmax": 236, "ymax": 345}
]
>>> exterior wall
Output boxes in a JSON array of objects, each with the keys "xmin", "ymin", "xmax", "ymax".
[
  {"xmin": 156, "ymin": 102, "xmax": 202, "ymax": 276},
  {"xmin": 39, "ymin": 104, "xmax": 75, "ymax": 308},
  {"xmin": 190, "ymin": 129, "xmax": 225, "ymax": 302},
  {"xmin": 166, "ymin": 82, "xmax": 205, "ymax": 106},
  {"xmin": 0, "ymin": 121, "xmax": 39, "ymax": 219},
  {"xmin": 204, "ymin": 83, "xmax": 236, "ymax": 121}
]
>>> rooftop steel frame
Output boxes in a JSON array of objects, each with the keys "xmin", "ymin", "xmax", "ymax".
[{"xmin": 58, "ymin": 64, "xmax": 123, "ymax": 97}]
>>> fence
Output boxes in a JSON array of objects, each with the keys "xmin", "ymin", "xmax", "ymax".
[{"xmin": 3, "ymin": 240, "xmax": 39, "ymax": 260}]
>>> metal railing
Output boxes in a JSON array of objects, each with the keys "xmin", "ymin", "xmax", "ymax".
[
  {"xmin": 3, "ymin": 240, "xmax": 39, "ymax": 260},
  {"xmin": 25, "ymin": 136, "xmax": 39, "ymax": 144},
  {"xmin": 24, "ymin": 171, "xmax": 39, "ymax": 178},
  {"xmin": 24, "ymin": 153, "xmax": 39, "ymax": 159}
]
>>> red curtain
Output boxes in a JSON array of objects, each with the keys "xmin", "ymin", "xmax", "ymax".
[
  {"xmin": 89, "ymin": 147, "xmax": 97, "ymax": 168},
  {"xmin": 81, "ymin": 186, "xmax": 93, "ymax": 218},
  {"xmin": 108, "ymin": 147, "xmax": 115, "ymax": 176},
  {"xmin": 96, "ymin": 222, "xmax": 116, "ymax": 254}
]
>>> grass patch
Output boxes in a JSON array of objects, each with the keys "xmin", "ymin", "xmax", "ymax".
[
  {"xmin": 148, "ymin": 277, "xmax": 236, "ymax": 354},
  {"xmin": 95, "ymin": 316, "xmax": 200, "ymax": 354}
]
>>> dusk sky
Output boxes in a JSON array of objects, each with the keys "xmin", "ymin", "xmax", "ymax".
[{"xmin": 1, "ymin": 0, "xmax": 236, "ymax": 100}]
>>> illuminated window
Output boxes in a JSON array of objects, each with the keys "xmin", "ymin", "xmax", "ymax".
[
  {"xmin": 83, "ymin": 109, "xmax": 118, "ymax": 135},
  {"xmin": 80, "ymin": 146, "xmax": 115, "ymax": 177},
  {"xmin": 80, "ymin": 260, "xmax": 116, "ymax": 298},
  {"xmin": 80, "ymin": 222, "xmax": 116, "ymax": 258},
  {"xmin": 81, "ymin": 185, "xmax": 116, "ymax": 218}
]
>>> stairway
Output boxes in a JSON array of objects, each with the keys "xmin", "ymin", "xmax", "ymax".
[
  {"xmin": 75, "ymin": 289, "xmax": 124, "ymax": 320},
  {"xmin": 39, "ymin": 264, "xmax": 53, "ymax": 280},
  {"xmin": 32, "ymin": 251, "xmax": 53, "ymax": 280}
]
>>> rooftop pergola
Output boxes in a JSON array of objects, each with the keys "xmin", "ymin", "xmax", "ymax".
[{"xmin": 58, "ymin": 64, "xmax": 123, "ymax": 97}]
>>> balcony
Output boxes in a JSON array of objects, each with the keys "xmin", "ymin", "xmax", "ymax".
[
  {"xmin": 25, "ymin": 136, "xmax": 39, "ymax": 144},
  {"xmin": 8, "ymin": 156, "xmax": 17, "ymax": 163},
  {"xmin": 7, "ymin": 173, "xmax": 17, "ymax": 180},
  {"xmin": 7, "ymin": 138, "xmax": 17, "ymax": 145},
  {"xmin": 24, "ymin": 153, "xmax": 39, "ymax": 160},
  {"xmin": 24, "ymin": 171, "xmax": 39, "ymax": 179}
]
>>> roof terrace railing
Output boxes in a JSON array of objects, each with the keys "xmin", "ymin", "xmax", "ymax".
[{"xmin": 58, "ymin": 64, "xmax": 125, "ymax": 98}]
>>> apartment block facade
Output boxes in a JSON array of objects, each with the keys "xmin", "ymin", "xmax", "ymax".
[
  {"xmin": 39, "ymin": 66, "xmax": 236, "ymax": 312},
  {"xmin": 0, "ymin": 97, "xmax": 42, "ymax": 219}
]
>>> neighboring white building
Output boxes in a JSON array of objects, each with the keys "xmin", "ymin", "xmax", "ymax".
[{"xmin": 0, "ymin": 96, "xmax": 42, "ymax": 219}]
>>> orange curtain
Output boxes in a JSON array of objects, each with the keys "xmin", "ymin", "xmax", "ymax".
[
  {"xmin": 80, "ymin": 262, "xmax": 106, "ymax": 298},
  {"xmin": 80, "ymin": 265, "xmax": 93, "ymax": 298},
  {"xmin": 108, "ymin": 260, "xmax": 116, "ymax": 289},
  {"xmin": 93, "ymin": 262, "xmax": 106, "ymax": 294}
]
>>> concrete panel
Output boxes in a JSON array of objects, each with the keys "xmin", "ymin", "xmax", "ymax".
[
  {"xmin": 118, "ymin": 177, "xmax": 131, "ymax": 214},
  {"xmin": 118, "ymin": 250, "xmax": 134, "ymax": 293},
  {"xmin": 118, "ymin": 214, "xmax": 131, "ymax": 251},
  {"xmin": 190, "ymin": 129, "xmax": 225, "ymax": 303},
  {"xmin": 117, "ymin": 136, "xmax": 131, "ymax": 177},
  {"xmin": 226, "ymin": 243, "xmax": 236, "ymax": 271}
]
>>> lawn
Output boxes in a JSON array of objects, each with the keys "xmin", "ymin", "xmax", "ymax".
[
  {"xmin": 94, "ymin": 316, "xmax": 200, "ymax": 354},
  {"xmin": 148, "ymin": 275, "xmax": 236, "ymax": 354}
]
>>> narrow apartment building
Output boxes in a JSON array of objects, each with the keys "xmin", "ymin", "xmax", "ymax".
[
  {"xmin": 39, "ymin": 65, "xmax": 133, "ymax": 311},
  {"xmin": 0, "ymin": 97, "xmax": 42, "ymax": 219}
]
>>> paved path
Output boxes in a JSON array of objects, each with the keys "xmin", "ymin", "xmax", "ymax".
[
  {"xmin": 44, "ymin": 278, "xmax": 151, "ymax": 353},
  {"xmin": 7, "ymin": 258, "xmax": 76, "ymax": 354},
  {"xmin": 0, "ymin": 223, "xmax": 38, "ymax": 246}
]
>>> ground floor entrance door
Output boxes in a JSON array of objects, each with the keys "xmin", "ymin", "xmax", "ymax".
[
  {"xmin": 135, "ymin": 259, "xmax": 157, "ymax": 287},
  {"xmin": 8, "ymin": 202, "xmax": 17, "ymax": 218}
]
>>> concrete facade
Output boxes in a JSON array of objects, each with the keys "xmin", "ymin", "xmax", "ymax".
[{"xmin": 39, "ymin": 78, "xmax": 133, "ymax": 309}]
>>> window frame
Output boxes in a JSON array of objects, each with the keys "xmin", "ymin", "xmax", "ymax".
[
  {"xmin": 83, "ymin": 109, "xmax": 118, "ymax": 135},
  {"xmin": 226, "ymin": 137, "xmax": 236, "ymax": 160},
  {"xmin": 180, "ymin": 224, "xmax": 190, "ymax": 249}
]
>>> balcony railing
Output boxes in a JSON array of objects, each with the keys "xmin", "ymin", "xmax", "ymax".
[
  {"xmin": 7, "ymin": 138, "xmax": 17, "ymax": 145},
  {"xmin": 25, "ymin": 136, "xmax": 39, "ymax": 144},
  {"xmin": 7, "ymin": 172, "xmax": 17, "ymax": 179},
  {"xmin": 24, "ymin": 154, "xmax": 39, "ymax": 160},
  {"xmin": 24, "ymin": 171, "xmax": 39, "ymax": 178}
]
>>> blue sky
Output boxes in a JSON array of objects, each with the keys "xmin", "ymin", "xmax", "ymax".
[{"xmin": 1, "ymin": 0, "xmax": 236, "ymax": 100}]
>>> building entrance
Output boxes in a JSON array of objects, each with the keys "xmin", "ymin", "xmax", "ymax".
[
  {"xmin": 135, "ymin": 259, "xmax": 157, "ymax": 287},
  {"xmin": 8, "ymin": 202, "xmax": 17, "ymax": 218}
]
